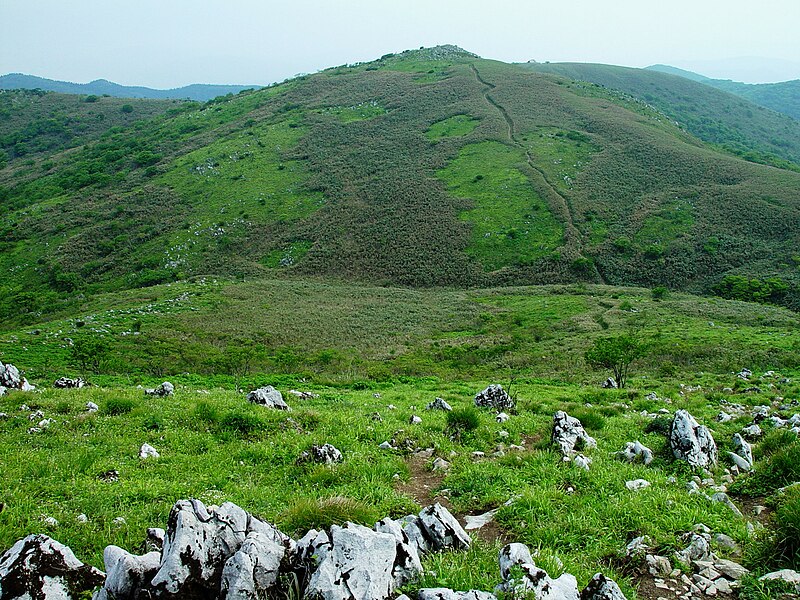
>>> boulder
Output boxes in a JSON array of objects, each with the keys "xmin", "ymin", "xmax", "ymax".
[
  {"xmin": 301, "ymin": 444, "xmax": 343, "ymax": 465},
  {"xmin": 93, "ymin": 546, "xmax": 160, "ymax": 600},
  {"xmin": 498, "ymin": 543, "xmax": 535, "ymax": 580},
  {"xmin": 0, "ymin": 534, "xmax": 105, "ymax": 599},
  {"xmin": 669, "ymin": 410, "xmax": 717, "ymax": 468},
  {"xmin": 0, "ymin": 362, "xmax": 34, "ymax": 392},
  {"xmin": 139, "ymin": 443, "xmax": 160, "ymax": 459},
  {"xmin": 495, "ymin": 561, "xmax": 580, "ymax": 600},
  {"xmin": 675, "ymin": 533, "xmax": 711, "ymax": 564},
  {"xmin": 580, "ymin": 573, "xmax": 627, "ymax": 600},
  {"xmin": 645, "ymin": 554, "xmax": 671, "ymax": 577},
  {"xmin": 247, "ymin": 386, "xmax": 290, "ymax": 410},
  {"xmin": 617, "ymin": 441, "xmax": 653, "ymax": 465},
  {"xmin": 601, "ymin": 377, "xmax": 617, "ymax": 389},
  {"xmin": 741, "ymin": 423, "xmax": 762, "ymax": 439},
  {"xmin": 53, "ymin": 377, "xmax": 88, "ymax": 389},
  {"xmin": 374, "ymin": 517, "xmax": 423, "ymax": 586},
  {"xmin": 150, "ymin": 499, "xmax": 291, "ymax": 597},
  {"xmin": 427, "ymin": 398, "xmax": 453, "ymax": 411},
  {"xmin": 732, "ymin": 433, "xmax": 753, "ymax": 465},
  {"xmin": 220, "ymin": 531, "xmax": 286, "ymax": 599},
  {"xmin": 417, "ymin": 503, "xmax": 471, "ymax": 551},
  {"xmin": 625, "ymin": 479, "xmax": 651, "ymax": 491},
  {"xmin": 711, "ymin": 492, "xmax": 743, "ymax": 518},
  {"xmin": 303, "ymin": 522, "xmax": 397, "ymax": 600},
  {"xmin": 552, "ymin": 411, "xmax": 596, "ymax": 456},
  {"xmin": 759, "ymin": 569, "xmax": 800, "ymax": 591},
  {"xmin": 144, "ymin": 381, "xmax": 174, "ymax": 397},
  {"xmin": 474, "ymin": 385, "xmax": 515, "ymax": 411}
]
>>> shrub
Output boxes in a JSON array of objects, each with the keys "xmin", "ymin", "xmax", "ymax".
[
  {"xmin": 142, "ymin": 414, "xmax": 163, "ymax": 431},
  {"xmin": 120, "ymin": 104, "xmax": 134, "ymax": 113},
  {"xmin": 220, "ymin": 410, "xmax": 265, "ymax": 436},
  {"xmin": 644, "ymin": 415, "xmax": 672, "ymax": 436},
  {"xmin": 651, "ymin": 286, "xmax": 668, "ymax": 301},
  {"xmin": 446, "ymin": 407, "xmax": 480, "ymax": 440},
  {"xmin": 281, "ymin": 496, "xmax": 379, "ymax": 535},
  {"xmin": 569, "ymin": 408, "xmax": 606, "ymax": 431},
  {"xmin": 585, "ymin": 335, "xmax": 648, "ymax": 388},
  {"xmin": 193, "ymin": 401, "xmax": 220, "ymax": 424},
  {"xmin": 102, "ymin": 397, "xmax": 136, "ymax": 415}
]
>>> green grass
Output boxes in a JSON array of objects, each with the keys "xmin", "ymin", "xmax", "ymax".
[
  {"xmin": 427, "ymin": 115, "xmax": 481, "ymax": 141},
  {"xmin": 438, "ymin": 141, "xmax": 564, "ymax": 270}
]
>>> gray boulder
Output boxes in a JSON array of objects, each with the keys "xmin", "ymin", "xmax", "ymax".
[
  {"xmin": 580, "ymin": 573, "xmax": 627, "ymax": 600},
  {"xmin": 427, "ymin": 397, "xmax": 453, "ymax": 411},
  {"xmin": 498, "ymin": 543, "xmax": 535, "ymax": 580},
  {"xmin": 220, "ymin": 531, "xmax": 286, "ymax": 600},
  {"xmin": 474, "ymin": 385, "xmax": 515, "ymax": 411},
  {"xmin": 374, "ymin": 518, "xmax": 423, "ymax": 586},
  {"xmin": 732, "ymin": 433, "xmax": 753, "ymax": 465},
  {"xmin": 496, "ymin": 562, "xmax": 579, "ymax": 600},
  {"xmin": 145, "ymin": 381, "xmax": 174, "ymax": 397},
  {"xmin": 247, "ymin": 386, "xmax": 290, "ymax": 410},
  {"xmin": 669, "ymin": 410, "xmax": 717, "ymax": 468},
  {"xmin": 616, "ymin": 441, "xmax": 653, "ymax": 465},
  {"xmin": 303, "ymin": 522, "xmax": 397, "ymax": 600},
  {"xmin": 54, "ymin": 377, "xmax": 88, "ymax": 389},
  {"xmin": 552, "ymin": 411, "xmax": 597, "ymax": 456},
  {"xmin": 0, "ymin": 362, "xmax": 34, "ymax": 392},
  {"xmin": 0, "ymin": 534, "xmax": 105, "ymax": 599},
  {"xmin": 301, "ymin": 444, "xmax": 343, "ymax": 465},
  {"xmin": 93, "ymin": 546, "xmax": 160, "ymax": 600},
  {"xmin": 417, "ymin": 503, "xmax": 471, "ymax": 551}
]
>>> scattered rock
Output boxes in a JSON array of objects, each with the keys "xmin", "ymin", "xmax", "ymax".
[
  {"xmin": 247, "ymin": 386, "xmax": 290, "ymax": 410},
  {"xmin": 474, "ymin": 384, "xmax": 515, "ymax": 411},
  {"xmin": 573, "ymin": 454, "xmax": 592, "ymax": 471},
  {"xmin": 300, "ymin": 443, "xmax": 343, "ymax": 464},
  {"xmin": 711, "ymin": 492, "xmax": 743, "ymax": 518},
  {"xmin": 410, "ymin": 415, "xmax": 422, "ymax": 425},
  {"xmin": 418, "ymin": 589, "xmax": 497, "ymax": 600},
  {"xmin": 713, "ymin": 533, "xmax": 740, "ymax": 554},
  {"xmin": 417, "ymin": 503, "xmax": 471, "ymax": 551},
  {"xmin": 617, "ymin": 441, "xmax": 653, "ymax": 465},
  {"xmin": 432, "ymin": 457, "xmax": 451, "ymax": 472},
  {"xmin": 759, "ymin": 569, "xmax": 800, "ymax": 591},
  {"xmin": 144, "ymin": 381, "xmax": 174, "ymax": 397},
  {"xmin": 288, "ymin": 389, "xmax": 319, "ymax": 399},
  {"xmin": 464, "ymin": 509, "xmax": 498, "ymax": 531},
  {"xmin": 496, "ymin": 412, "xmax": 510, "ymax": 423},
  {"xmin": 94, "ymin": 546, "xmax": 161, "ymax": 600},
  {"xmin": 53, "ymin": 377, "xmax": 88, "ymax": 389},
  {"xmin": 740, "ymin": 423, "xmax": 762, "ymax": 440},
  {"xmin": 581, "ymin": 573, "xmax": 627, "ymax": 600},
  {"xmin": 646, "ymin": 554, "xmax": 671, "ymax": 576},
  {"xmin": 675, "ymin": 533, "xmax": 711, "ymax": 564},
  {"xmin": 714, "ymin": 558, "xmax": 749, "ymax": 581},
  {"xmin": 86, "ymin": 401, "xmax": 99, "ymax": 412},
  {"xmin": 495, "ymin": 543, "xmax": 580, "ymax": 600},
  {"xmin": 625, "ymin": 536, "xmax": 651, "ymax": 558},
  {"xmin": 552, "ymin": 411, "xmax": 597, "ymax": 456},
  {"xmin": 669, "ymin": 410, "xmax": 717, "ymax": 468},
  {"xmin": 625, "ymin": 479, "xmax": 651, "ymax": 491},
  {"xmin": 0, "ymin": 534, "xmax": 105, "ymax": 599},
  {"xmin": 427, "ymin": 397, "xmax": 453, "ymax": 411},
  {"xmin": 602, "ymin": 377, "xmax": 618, "ymax": 389},
  {"xmin": 139, "ymin": 443, "xmax": 160, "ymax": 459}
]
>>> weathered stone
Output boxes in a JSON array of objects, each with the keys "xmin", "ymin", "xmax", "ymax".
[
  {"xmin": 53, "ymin": 377, "xmax": 88, "ymax": 389},
  {"xmin": 617, "ymin": 441, "xmax": 654, "ymax": 465},
  {"xmin": 427, "ymin": 397, "xmax": 453, "ymax": 411},
  {"xmin": 675, "ymin": 534, "xmax": 711, "ymax": 564},
  {"xmin": 220, "ymin": 531, "xmax": 286, "ymax": 600},
  {"xmin": 602, "ymin": 377, "xmax": 618, "ymax": 389},
  {"xmin": 418, "ymin": 589, "xmax": 497, "ymax": 600},
  {"xmin": 552, "ymin": 411, "xmax": 597, "ymax": 456},
  {"xmin": 410, "ymin": 415, "xmax": 422, "ymax": 425},
  {"xmin": 0, "ymin": 534, "xmax": 104, "ymax": 599},
  {"xmin": 432, "ymin": 457, "xmax": 451, "ymax": 472},
  {"xmin": 626, "ymin": 479, "xmax": 651, "ymax": 491},
  {"xmin": 86, "ymin": 402, "xmax": 99, "ymax": 412},
  {"xmin": 299, "ymin": 444, "xmax": 343, "ymax": 465},
  {"xmin": 474, "ymin": 385, "xmax": 515, "ymax": 411},
  {"xmin": 669, "ymin": 410, "xmax": 717, "ymax": 468},
  {"xmin": 0, "ymin": 362, "xmax": 34, "ymax": 392},
  {"xmin": 646, "ymin": 555, "xmax": 671, "ymax": 576},
  {"xmin": 144, "ymin": 381, "xmax": 174, "ymax": 397},
  {"xmin": 713, "ymin": 558, "xmax": 749, "ymax": 581},
  {"xmin": 94, "ymin": 546, "xmax": 160, "ymax": 600},
  {"xmin": 139, "ymin": 443, "xmax": 160, "ymax": 459},
  {"xmin": 246, "ymin": 386, "xmax": 290, "ymax": 410},
  {"xmin": 495, "ymin": 561, "xmax": 580, "ymax": 600},
  {"xmin": 740, "ymin": 424, "xmax": 762, "ymax": 440},
  {"xmin": 418, "ymin": 503, "xmax": 471, "ymax": 551},
  {"xmin": 758, "ymin": 569, "xmax": 800, "ymax": 591},
  {"xmin": 728, "ymin": 452, "xmax": 751, "ymax": 472},
  {"xmin": 711, "ymin": 493, "xmax": 743, "ymax": 518},
  {"xmin": 499, "ymin": 543, "xmax": 535, "ymax": 580},
  {"xmin": 712, "ymin": 534, "xmax": 739, "ymax": 554},
  {"xmin": 496, "ymin": 412, "xmax": 510, "ymax": 423},
  {"xmin": 374, "ymin": 517, "xmax": 423, "ymax": 587},
  {"xmin": 625, "ymin": 536, "xmax": 651, "ymax": 558},
  {"xmin": 573, "ymin": 454, "xmax": 592, "ymax": 471},
  {"xmin": 732, "ymin": 433, "xmax": 753, "ymax": 465},
  {"xmin": 580, "ymin": 573, "xmax": 627, "ymax": 600}
]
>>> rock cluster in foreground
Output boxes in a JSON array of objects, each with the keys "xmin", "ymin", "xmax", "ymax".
[{"xmin": 0, "ymin": 498, "xmax": 628, "ymax": 600}]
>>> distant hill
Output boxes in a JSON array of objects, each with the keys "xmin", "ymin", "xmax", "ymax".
[
  {"xmin": 0, "ymin": 73, "xmax": 262, "ymax": 102},
  {"xmin": 2, "ymin": 46, "xmax": 800, "ymax": 324},
  {"xmin": 647, "ymin": 64, "xmax": 800, "ymax": 120},
  {"xmin": 522, "ymin": 61, "xmax": 800, "ymax": 166}
]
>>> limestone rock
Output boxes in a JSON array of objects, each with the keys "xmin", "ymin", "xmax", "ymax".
[
  {"xmin": 94, "ymin": 546, "xmax": 160, "ymax": 600},
  {"xmin": 732, "ymin": 433, "xmax": 753, "ymax": 465},
  {"xmin": 417, "ymin": 503, "xmax": 471, "ymax": 551},
  {"xmin": 139, "ymin": 443, "xmax": 160, "ymax": 459},
  {"xmin": 0, "ymin": 362, "xmax": 34, "ymax": 392},
  {"xmin": 759, "ymin": 569, "xmax": 800, "ymax": 591},
  {"xmin": 144, "ymin": 381, "xmax": 174, "ymax": 397},
  {"xmin": 645, "ymin": 554, "xmax": 671, "ymax": 576},
  {"xmin": 552, "ymin": 411, "xmax": 596, "ymax": 456},
  {"xmin": 496, "ymin": 412, "xmax": 510, "ymax": 423},
  {"xmin": 474, "ymin": 385, "xmax": 515, "ymax": 411},
  {"xmin": 427, "ymin": 397, "xmax": 453, "ymax": 411},
  {"xmin": 740, "ymin": 423, "xmax": 762, "ymax": 439},
  {"xmin": 54, "ymin": 377, "xmax": 88, "ymax": 389},
  {"xmin": 301, "ymin": 444, "xmax": 343, "ymax": 465},
  {"xmin": 602, "ymin": 377, "xmax": 618, "ymax": 389},
  {"xmin": 675, "ymin": 533, "xmax": 711, "ymax": 564},
  {"xmin": 711, "ymin": 492, "xmax": 743, "ymax": 518},
  {"xmin": 496, "ymin": 562, "xmax": 580, "ymax": 600},
  {"xmin": 374, "ymin": 517, "xmax": 423, "ymax": 587},
  {"xmin": 580, "ymin": 573, "xmax": 627, "ymax": 600},
  {"xmin": 625, "ymin": 479, "xmax": 651, "ymax": 491},
  {"xmin": 669, "ymin": 410, "xmax": 717, "ymax": 468},
  {"xmin": 617, "ymin": 441, "xmax": 653, "ymax": 465},
  {"xmin": 247, "ymin": 386, "xmax": 290, "ymax": 410},
  {"xmin": 0, "ymin": 534, "xmax": 104, "ymax": 599},
  {"xmin": 418, "ymin": 590, "xmax": 497, "ymax": 600},
  {"xmin": 220, "ymin": 531, "xmax": 286, "ymax": 599},
  {"xmin": 499, "ymin": 543, "xmax": 535, "ymax": 580}
]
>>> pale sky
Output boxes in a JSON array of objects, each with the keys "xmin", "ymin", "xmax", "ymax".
[{"xmin": 2, "ymin": 0, "xmax": 799, "ymax": 87}]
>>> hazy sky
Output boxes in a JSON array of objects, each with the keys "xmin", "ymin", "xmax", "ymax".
[{"xmin": 2, "ymin": 0, "xmax": 799, "ymax": 87}]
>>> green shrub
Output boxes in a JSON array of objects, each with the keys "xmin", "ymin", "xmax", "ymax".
[
  {"xmin": 446, "ymin": 407, "xmax": 480, "ymax": 440},
  {"xmin": 569, "ymin": 408, "xmax": 606, "ymax": 431},
  {"xmin": 644, "ymin": 415, "xmax": 672, "ymax": 436},
  {"xmin": 744, "ymin": 487, "xmax": 800, "ymax": 572},
  {"xmin": 102, "ymin": 397, "xmax": 136, "ymax": 415},
  {"xmin": 652, "ymin": 286, "xmax": 669, "ymax": 301},
  {"xmin": 281, "ymin": 496, "xmax": 379, "ymax": 535},
  {"xmin": 142, "ymin": 414, "xmax": 163, "ymax": 431},
  {"xmin": 220, "ymin": 410, "xmax": 265, "ymax": 436}
]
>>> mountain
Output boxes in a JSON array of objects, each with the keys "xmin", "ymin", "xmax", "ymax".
[
  {"xmin": 2, "ymin": 46, "xmax": 800, "ymax": 325},
  {"xmin": 646, "ymin": 65, "xmax": 800, "ymax": 121},
  {"xmin": 521, "ymin": 62, "xmax": 800, "ymax": 168},
  {"xmin": 0, "ymin": 73, "xmax": 262, "ymax": 102}
]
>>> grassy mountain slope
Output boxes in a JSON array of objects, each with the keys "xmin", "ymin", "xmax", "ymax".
[
  {"xmin": 647, "ymin": 64, "xmax": 800, "ymax": 120},
  {"xmin": 3, "ymin": 47, "xmax": 800, "ymax": 325},
  {"xmin": 523, "ymin": 62, "xmax": 800, "ymax": 167},
  {"xmin": 0, "ymin": 72, "xmax": 260, "ymax": 101}
]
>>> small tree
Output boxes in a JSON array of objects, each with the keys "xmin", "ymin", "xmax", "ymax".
[{"xmin": 585, "ymin": 335, "xmax": 647, "ymax": 388}]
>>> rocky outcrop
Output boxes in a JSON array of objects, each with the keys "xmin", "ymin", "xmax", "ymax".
[
  {"xmin": 427, "ymin": 397, "xmax": 453, "ymax": 411},
  {"xmin": 0, "ymin": 362, "xmax": 34, "ymax": 392},
  {"xmin": 54, "ymin": 377, "xmax": 88, "ymax": 389},
  {"xmin": 474, "ymin": 385, "xmax": 515, "ymax": 411},
  {"xmin": 552, "ymin": 411, "xmax": 596, "ymax": 456},
  {"xmin": 0, "ymin": 534, "xmax": 104, "ymax": 599},
  {"xmin": 580, "ymin": 573, "xmax": 627, "ymax": 600},
  {"xmin": 300, "ymin": 444, "xmax": 343, "ymax": 464},
  {"xmin": 93, "ymin": 546, "xmax": 160, "ymax": 600},
  {"xmin": 247, "ymin": 386, "xmax": 290, "ymax": 410},
  {"xmin": 144, "ymin": 381, "xmax": 174, "ymax": 397},
  {"xmin": 669, "ymin": 410, "xmax": 717, "ymax": 468},
  {"xmin": 616, "ymin": 441, "xmax": 653, "ymax": 465}
]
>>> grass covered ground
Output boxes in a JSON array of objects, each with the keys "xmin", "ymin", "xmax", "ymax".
[{"xmin": 1, "ymin": 281, "xmax": 799, "ymax": 598}]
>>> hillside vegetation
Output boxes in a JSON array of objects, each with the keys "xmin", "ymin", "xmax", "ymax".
[{"xmin": 3, "ymin": 47, "xmax": 800, "ymax": 326}]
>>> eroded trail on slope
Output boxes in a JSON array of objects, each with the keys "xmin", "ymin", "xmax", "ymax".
[{"xmin": 469, "ymin": 64, "xmax": 595, "ymax": 274}]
